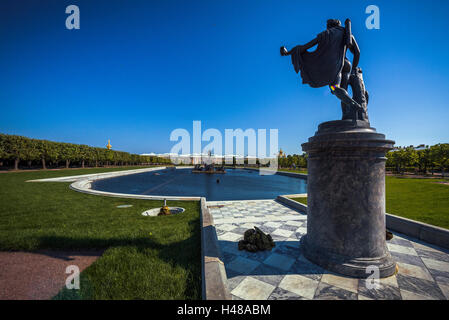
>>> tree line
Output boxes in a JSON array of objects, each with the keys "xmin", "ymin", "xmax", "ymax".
[
  {"xmin": 386, "ymin": 144, "xmax": 449, "ymax": 176},
  {"xmin": 275, "ymin": 144, "xmax": 449, "ymax": 176},
  {"xmin": 278, "ymin": 154, "xmax": 308, "ymax": 169},
  {"xmin": 0, "ymin": 133, "xmax": 172, "ymax": 170}
]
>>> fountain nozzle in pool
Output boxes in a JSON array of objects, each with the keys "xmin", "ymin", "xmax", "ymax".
[{"xmin": 158, "ymin": 198, "xmax": 171, "ymax": 216}]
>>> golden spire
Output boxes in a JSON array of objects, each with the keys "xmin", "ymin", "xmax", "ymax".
[
  {"xmin": 106, "ymin": 139, "xmax": 112, "ymax": 150},
  {"xmin": 278, "ymin": 148, "xmax": 286, "ymax": 158}
]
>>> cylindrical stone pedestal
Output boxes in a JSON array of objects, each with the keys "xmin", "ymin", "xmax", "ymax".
[{"xmin": 301, "ymin": 119, "xmax": 396, "ymax": 278}]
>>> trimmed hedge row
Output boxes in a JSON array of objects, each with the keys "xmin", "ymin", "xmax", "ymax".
[{"xmin": 0, "ymin": 133, "xmax": 171, "ymax": 170}]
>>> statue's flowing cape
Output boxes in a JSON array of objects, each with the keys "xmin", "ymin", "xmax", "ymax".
[{"xmin": 290, "ymin": 26, "xmax": 346, "ymax": 88}]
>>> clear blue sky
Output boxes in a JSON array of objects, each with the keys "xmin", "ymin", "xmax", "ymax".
[{"xmin": 1, "ymin": 0, "xmax": 448, "ymax": 155}]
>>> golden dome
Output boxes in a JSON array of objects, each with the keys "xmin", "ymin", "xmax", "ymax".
[{"xmin": 278, "ymin": 148, "xmax": 286, "ymax": 158}]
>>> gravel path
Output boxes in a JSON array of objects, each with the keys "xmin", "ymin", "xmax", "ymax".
[{"xmin": 0, "ymin": 250, "xmax": 103, "ymax": 300}]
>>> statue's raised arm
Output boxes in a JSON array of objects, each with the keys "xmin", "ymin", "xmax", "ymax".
[{"xmin": 280, "ymin": 18, "xmax": 369, "ymax": 122}]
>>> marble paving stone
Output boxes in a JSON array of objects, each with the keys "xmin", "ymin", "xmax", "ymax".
[
  {"xmin": 390, "ymin": 251, "xmax": 426, "ymax": 268},
  {"xmin": 321, "ymin": 273, "xmax": 359, "ymax": 293},
  {"xmin": 240, "ymin": 222, "xmax": 258, "ymax": 229},
  {"xmin": 231, "ymin": 277, "xmax": 275, "ymax": 300},
  {"xmin": 387, "ymin": 243, "xmax": 418, "ymax": 256},
  {"xmin": 219, "ymin": 232, "xmax": 243, "ymax": 242},
  {"xmin": 215, "ymin": 229, "xmax": 228, "ymax": 236},
  {"xmin": 314, "ymin": 282, "xmax": 357, "ymax": 300},
  {"xmin": 397, "ymin": 262, "xmax": 434, "ymax": 281},
  {"xmin": 400, "ymin": 289, "xmax": 437, "ymax": 300},
  {"xmin": 388, "ymin": 237, "xmax": 415, "ymax": 248},
  {"xmin": 220, "ymin": 241, "xmax": 242, "ymax": 256},
  {"xmin": 278, "ymin": 224, "xmax": 300, "ymax": 232},
  {"xmin": 226, "ymin": 267, "xmax": 243, "ymax": 279},
  {"xmin": 421, "ymin": 257, "xmax": 449, "ymax": 273},
  {"xmin": 244, "ymin": 250, "xmax": 273, "ymax": 263},
  {"xmin": 232, "ymin": 227, "xmax": 250, "ymax": 235},
  {"xmin": 268, "ymin": 287, "xmax": 304, "ymax": 300},
  {"xmin": 217, "ymin": 224, "xmax": 238, "ymax": 232},
  {"xmin": 271, "ymin": 235, "xmax": 288, "ymax": 242},
  {"xmin": 412, "ymin": 241, "xmax": 449, "ymax": 254},
  {"xmin": 264, "ymin": 222, "xmax": 282, "ymax": 228},
  {"xmin": 258, "ymin": 226, "xmax": 276, "ymax": 234},
  {"xmin": 226, "ymin": 275, "xmax": 246, "ymax": 292},
  {"xmin": 272, "ymin": 228, "xmax": 294, "ymax": 238},
  {"xmin": 226, "ymin": 257, "xmax": 260, "ymax": 275},
  {"xmin": 415, "ymin": 248, "xmax": 449, "ymax": 263},
  {"xmin": 437, "ymin": 283, "xmax": 449, "ymax": 299},
  {"xmin": 396, "ymin": 274, "xmax": 446, "ymax": 300},
  {"xmin": 357, "ymin": 281, "xmax": 402, "ymax": 300},
  {"xmin": 250, "ymin": 264, "xmax": 286, "ymax": 287},
  {"xmin": 273, "ymin": 244, "xmax": 301, "ymax": 258},
  {"xmin": 288, "ymin": 259, "xmax": 324, "ymax": 282},
  {"xmin": 428, "ymin": 269, "xmax": 449, "ymax": 285},
  {"xmin": 221, "ymin": 251, "xmax": 238, "ymax": 265},
  {"xmin": 278, "ymin": 274, "xmax": 319, "ymax": 299},
  {"xmin": 263, "ymin": 253, "xmax": 296, "ymax": 271},
  {"xmin": 208, "ymin": 199, "xmax": 449, "ymax": 300},
  {"xmin": 285, "ymin": 220, "xmax": 303, "ymax": 227},
  {"xmin": 284, "ymin": 239, "xmax": 300, "ymax": 249},
  {"xmin": 379, "ymin": 275, "xmax": 399, "ymax": 288}
]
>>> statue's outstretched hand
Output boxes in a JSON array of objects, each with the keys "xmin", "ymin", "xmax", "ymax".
[{"xmin": 280, "ymin": 46, "xmax": 289, "ymax": 56}]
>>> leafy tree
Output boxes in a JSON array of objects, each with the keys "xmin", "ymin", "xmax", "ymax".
[
  {"xmin": 417, "ymin": 146, "xmax": 431, "ymax": 174},
  {"xmin": 60, "ymin": 143, "xmax": 76, "ymax": 168},
  {"xmin": 0, "ymin": 134, "xmax": 8, "ymax": 166},
  {"xmin": 430, "ymin": 144, "xmax": 449, "ymax": 177},
  {"xmin": 4, "ymin": 135, "xmax": 28, "ymax": 170}
]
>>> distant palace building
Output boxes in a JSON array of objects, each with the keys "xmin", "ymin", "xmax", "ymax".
[
  {"xmin": 391, "ymin": 144, "xmax": 427, "ymax": 151},
  {"xmin": 140, "ymin": 152, "xmax": 273, "ymax": 166}
]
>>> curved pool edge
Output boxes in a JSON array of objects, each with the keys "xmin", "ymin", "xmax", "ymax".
[{"xmin": 69, "ymin": 169, "xmax": 202, "ymax": 201}]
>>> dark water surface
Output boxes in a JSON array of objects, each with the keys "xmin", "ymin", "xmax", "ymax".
[{"xmin": 91, "ymin": 168, "xmax": 307, "ymax": 201}]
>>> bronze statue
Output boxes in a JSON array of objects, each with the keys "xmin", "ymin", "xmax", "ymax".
[{"xmin": 281, "ymin": 19, "xmax": 369, "ymax": 122}]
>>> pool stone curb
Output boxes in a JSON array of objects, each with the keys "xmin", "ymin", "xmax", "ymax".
[
  {"xmin": 243, "ymin": 167, "xmax": 308, "ymax": 179},
  {"xmin": 200, "ymin": 197, "xmax": 232, "ymax": 300},
  {"xmin": 67, "ymin": 167, "xmax": 202, "ymax": 201},
  {"xmin": 276, "ymin": 195, "xmax": 308, "ymax": 213}
]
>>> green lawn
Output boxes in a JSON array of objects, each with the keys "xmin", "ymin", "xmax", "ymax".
[
  {"xmin": 291, "ymin": 197, "xmax": 307, "ymax": 205},
  {"xmin": 385, "ymin": 176, "xmax": 449, "ymax": 229},
  {"xmin": 0, "ymin": 168, "xmax": 201, "ymax": 300},
  {"xmin": 290, "ymin": 176, "xmax": 449, "ymax": 229},
  {"xmin": 278, "ymin": 168, "xmax": 308, "ymax": 174}
]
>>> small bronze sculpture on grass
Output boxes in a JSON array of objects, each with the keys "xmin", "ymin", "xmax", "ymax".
[
  {"xmin": 281, "ymin": 18, "xmax": 368, "ymax": 122},
  {"xmin": 158, "ymin": 199, "xmax": 171, "ymax": 216},
  {"xmin": 238, "ymin": 227, "xmax": 275, "ymax": 252}
]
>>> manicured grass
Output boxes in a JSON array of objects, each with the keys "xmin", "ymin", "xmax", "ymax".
[
  {"xmin": 291, "ymin": 197, "xmax": 307, "ymax": 205},
  {"xmin": 289, "ymin": 176, "xmax": 449, "ymax": 229},
  {"xmin": 385, "ymin": 176, "xmax": 449, "ymax": 229},
  {"xmin": 0, "ymin": 168, "xmax": 201, "ymax": 299}
]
